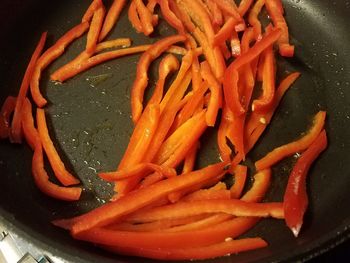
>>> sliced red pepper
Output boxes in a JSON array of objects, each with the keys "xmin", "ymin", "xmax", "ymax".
[
  {"xmin": 30, "ymin": 22, "xmax": 89, "ymax": 107},
  {"xmin": 21, "ymin": 98, "xmax": 82, "ymax": 201},
  {"xmin": 115, "ymin": 104, "xmax": 160, "ymax": 196},
  {"xmin": 36, "ymin": 108, "xmax": 80, "ymax": 186},
  {"xmin": 255, "ymin": 111, "xmax": 326, "ymax": 171},
  {"xmin": 181, "ymin": 142, "xmax": 199, "ymax": 174},
  {"xmin": 241, "ymin": 168, "xmax": 271, "ymax": 203},
  {"xmin": 154, "ymin": 110, "xmax": 207, "ymax": 167},
  {"xmin": 51, "ymin": 45, "xmax": 150, "ymax": 82},
  {"xmin": 82, "ymin": 0, "xmax": 103, "ymax": 22},
  {"xmin": 230, "ymin": 29, "xmax": 241, "ymax": 57},
  {"xmin": 103, "ymin": 237, "xmax": 267, "ymax": 260},
  {"xmin": 238, "ymin": 0, "xmax": 254, "ymax": 16},
  {"xmin": 248, "ymin": 0, "xmax": 265, "ymax": 40},
  {"xmin": 223, "ymin": 28, "xmax": 281, "ymax": 116},
  {"xmin": 212, "ymin": 17, "xmax": 238, "ymax": 47},
  {"xmin": 10, "ymin": 32, "xmax": 47, "ymax": 143},
  {"xmin": 252, "ymin": 44, "xmax": 276, "ymax": 113},
  {"xmin": 207, "ymin": 0, "xmax": 223, "ymax": 26},
  {"xmin": 148, "ymin": 54, "xmax": 180, "ymax": 105},
  {"xmin": 95, "ymin": 38, "xmax": 132, "ymax": 51},
  {"xmin": 99, "ymin": 163, "xmax": 176, "ymax": 182},
  {"xmin": 99, "ymin": 0, "xmax": 127, "ymax": 41},
  {"xmin": 212, "ymin": 0, "xmax": 242, "ymax": 22},
  {"xmin": 200, "ymin": 61, "xmax": 222, "ymax": 126},
  {"xmin": 181, "ymin": 188, "xmax": 231, "ymax": 203},
  {"xmin": 159, "ymin": 0, "xmax": 185, "ymax": 34},
  {"xmin": 131, "ymin": 34, "xmax": 186, "ymax": 123},
  {"xmin": 230, "ymin": 165, "xmax": 247, "ymax": 199},
  {"xmin": 245, "ymin": 72, "xmax": 301, "ymax": 152},
  {"xmin": 134, "ymin": 0, "xmax": 154, "ymax": 36},
  {"xmin": 62, "ymin": 162, "xmax": 228, "ymax": 235},
  {"xmin": 128, "ymin": 1, "xmax": 143, "ymax": 33},
  {"xmin": 284, "ymin": 130, "xmax": 327, "ymax": 237},
  {"xmin": 0, "ymin": 96, "xmax": 17, "ymax": 139},
  {"xmin": 86, "ymin": 5, "xmax": 106, "ymax": 54},
  {"xmin": 265, "ymin": 0, "xmax": 294, "ymax": 57}
]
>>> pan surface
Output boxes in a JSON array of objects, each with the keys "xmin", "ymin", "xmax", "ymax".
[{"xmin": 0, "ymin": 0, "xmax": 349, "ymax": 262}]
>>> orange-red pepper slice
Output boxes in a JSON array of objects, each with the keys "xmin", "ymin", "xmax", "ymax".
[
  {"xmin": 0, "ymin": 96, "xmax": 17, "ymax": 139},
  {"xmin": 10, "ymin": 32, "xmax": 47, "ymax": 143},
  {"xmin": 230, "ymin": 165, "xmax": 247, "ymax": 199},
  {"xmin": 255, "ymin": 111, "xmax": 326, "ymax": 171},
  {"xmin": 159, "ymin": 0, "xmax": 185, "ymax": 34},
  {"xmin": 99, "ymin": 0, "xmax": 127, "ymax": 41},
  {"xmin": 82, "ymin": 0, "xmax": 103, "ymax": 22},
  {"xmin": 86, "ymin": 4, "xmax": 106, "ymax": 54},
  {"xmin": 30, "ymin": 22, "xmax": 89, "ymax": 107},
  {"xmin": 128, "ymin": 1, "xmax": 143, "ymax": 33},
  {"xmin": 103, "ymin": 238, "xmax": 267, "ymax": 260},
  {"xmin": 238, "ymin": 0, "xmax": 254, "ymax": 16},
  {"xmin": 131, "ymin": 34, "xmax": 186, "ymax": 123},
  {"xmin": 36, "ymin": 108, "xmax": 80, "ymax": 186},
  {"xmin": 134, "ymin": 0, "xmax": 154, "ymax": 36},
  {"xmin": 284, "ymin": 130, "xmax": 327, "ymax": 237},
  {"xmin": 248, "ymin": 0, "xmax": 265, "ymax": 40},
  {"xmin": 181, "ymin": 142, "xmax": 199, "ymax": 174}
]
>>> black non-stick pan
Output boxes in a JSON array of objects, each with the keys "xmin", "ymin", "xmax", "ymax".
[{"xmin": 0, "ymin": 0, "xmax": 349, "ymax": 262}]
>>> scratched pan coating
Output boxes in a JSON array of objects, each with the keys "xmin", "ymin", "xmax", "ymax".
[{"xmin": 0, "ymin": 0, "xmax": 349, "ymax": 262}]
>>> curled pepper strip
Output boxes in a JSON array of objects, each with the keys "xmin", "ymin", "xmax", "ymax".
[
  {"xmin": 255, "ymin": 111, "xmax": 326, "ymax": 171},
  {"xmin": 103, "ymin": 238, "xmax": 267, "ymax": 260},
  {"xmin": 238, "ymin": 0, "xmax": 254, "ymax": 16},
  {"xmin": 82, "ymin": 0, "xmax": 103, "ymax": 22},
  {"xmin": 36, "ymin": 108, "xmax": 80, "ymax": 186},
  {"xmin": 131, "ymin": 34, "xmax": 186, "ymax": 123},
  {"xmin": 99, "ymin": 0, "xmax": 127, "ymax": 41},
  {"xmin": 284, "ymin": 130, "xmax": 327, "ymax": 237},
  {"xmin": 248, "ymin": 0, "xmax": 265, "ymax": 40},
  {"xmin": 22, "ymin": 99, "xmax": 82, "ymax": 201},
  {"xmin": 223, "ymin": 28, "xmax": 281, "ymax": 116},
  {"xmin": 159, "ymin": 0, "xmax": 185, "ymax": 34},
  {"xmin": 0, "ymin": 96, "xmax": 17, "ymax": 139},
  {"xmin": 30, "ymin": 22, "xmax": 89, "ymax": 107},
  {"xmin": 10, "ymin": 32, "xmax": 47, "ymax": 143},
  {"xmin": 212, "ymin": 17, "xmax": 238, "ymax": 47},
  {"xmin": 60, "ymin": 162, "xmax": 228, "ymax": 235},
  {"xmin": 230, "ymin": 165, "xmax": 248, "ymax": 199},
  {"xmin": 128, "ymin": 1, "xmax": 143, "ymax": 33},
  {"xmin": 134, "ymin": 0, "xmax": 154, "ymax": 36}
]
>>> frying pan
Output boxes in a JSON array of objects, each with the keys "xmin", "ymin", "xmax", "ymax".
[{"xmin": 0, "ymin": 0, "xmax": 349, "ymax": 262}]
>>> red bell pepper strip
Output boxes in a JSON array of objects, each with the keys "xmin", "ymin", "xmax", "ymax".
[
  {"xmin": 284, "ymin": 130, "xmax": 327, "ymax": 237},
  {"xmin": 200, "ymin": 61, "xmax": 222, "ymax": 126},
  {"xmin": 255, "ymin": 111, "xmax": 326, "ymax": 171},
  {"xmin": 94, "ymin": 38, "xmax": 132, "ymax": 51},
  {"xmin": 103, "ymin": 237, "xmax": 267, "ymax": 260},
  {"xmin": 238, "ymin": 0, "xmax": 254, "ymax": 16},
  {"xmin": 241, "ymin": 169, "xmax": 271, "ymax": 203},
  {"xmin": 217, "ymin": 104, "xmax": 233, "ymax": 162},
  {"xmin": 223, "ymin": 28, "xmax": 281, "ymax": 116},
  {"xmin": 154, "ymin": 110, "xmax": 207, "ymax": 167},
  {"xmin": 160, "ymin": 51, "xmax": 193, "ymax": 113},
  {"xmin": 230, "ymin": 30, "xmax": 241, "ymax": 57},
  {"xmin": 74, "ymin": 217, "xmax": 260, "ymax": 248},
  {"xmin": 99, "ymin": 163, "xmax": 176, "ymax": 182},
  {"xmin": 245, "ymin": 72, "xmax": 301, "ymax": 152},
  {"xmin": 212, "ymin": 17, "xmax": 238, "ymax": 47},
  {"xmin": 62, "ymin": 161, "xmax": 228, "ymax": 235},
  {"xmin": 51, "ymin": 45, "xmax": 150, "ymax": 82},
  {"xmin": 82, "ymin": 0, "xmax": 103, "ymax": 22},
  {"xmin": 134, "ymin": 0, "xmax": 154, "ymax": 36},
  {"xmin": 131, "ymin": 34, "xmax": 186, "ymax": 123},
  {"xmin": 30, "ymin": 22, "xmax": 89, "ymax": 107},
  {"xmin": 128, "ymin": 1, "xmax": 143, "ymax": 33},
  {"xmin": 127, "ymin": 199, "xmax": 284, "ymax": 223},
  {"xmin": 148, "ymin": 54, "xmax": 180, "ymax": 105},
  {"xmin": 252, "ymin": 44, "xmax": 276, "ymax": 113},
  {"xmin": 115, "ymin": 104, "xmax": 160, "ymax": 196},
  {"xmin": 159, "ymin": 0, "xmax": 185, "ymax": 34},
  {"xmin": 0, "ymin": 96, "xmax": 17, "ymax": 139},
  {"xmin": 248, "ymin": 0, "xmax": 265, "ymax": 40},
  {"xmin": 99, "ymin": 0, "xmax": 127, "ymax": 41},
  {"xmin": 207, "ymin": 0, "xmax": 224, "ymax": 26},
  {"xmin": 230, "ymin": 165, "xmax": 247, "ymax": 199},
  {"xmin": 181, "ymin": 188, "xmax": 231, "ymax": 203},
  {"xmin": 265, "ymin": 0, "xmax": 294, "ymax": 57},
  {"xmin": 36, "ymin": 108, "xmax": 80, "ymax": 186},
  {"xmin": 181, "ymin": 142, "xmax": 199, "ymax": 174},
  {"xmin": 10, "ymin": 32, "xmax": 47, "ymax": 143},
  {"xmin": 86, "ymin": 5, "xmax": 106, "ymax": 54},
  {"xmin": 21, "ymin": 98, "xmax": 82, "ymax": 201}
]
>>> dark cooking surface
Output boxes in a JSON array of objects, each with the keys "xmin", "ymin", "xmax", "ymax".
[{"xmin": 0, "ymin": 0, "xmax": 349, "ymax": 262}]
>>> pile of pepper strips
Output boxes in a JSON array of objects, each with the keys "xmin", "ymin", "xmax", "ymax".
[{"xmin": 0, "ymin": 0, "xmax": 328, "ymax": 260}]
